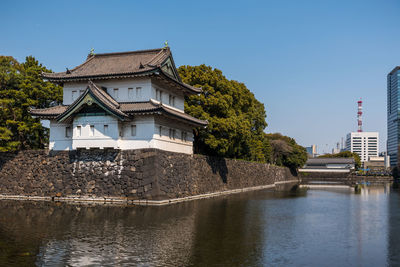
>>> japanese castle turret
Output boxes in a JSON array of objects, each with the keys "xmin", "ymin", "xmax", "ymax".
[{"xmin": 30, "ymin": 47, "xmax": 208, "ymax": 154}]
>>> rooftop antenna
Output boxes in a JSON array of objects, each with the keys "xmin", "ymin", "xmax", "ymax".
[{"xmin": 357, "ymin": 98, "xmax": 363, "ymax": 132}]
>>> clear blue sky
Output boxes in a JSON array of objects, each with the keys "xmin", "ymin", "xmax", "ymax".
[{"xmin": 1, "ymin": 0, "xmax": 400, "ymax": 153}]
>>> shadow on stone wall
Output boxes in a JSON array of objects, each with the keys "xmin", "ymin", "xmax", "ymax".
[
  {"xmin": 205, "ymin": 156, "xmax": 228, "ymax": 183},
  {"xmin": 0, "ymin": 152, "xmax": 17, "ymax": 172}
]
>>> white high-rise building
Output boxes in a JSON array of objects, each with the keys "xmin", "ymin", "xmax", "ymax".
[{"xmin": 345, "ymin": 132, "xmax": 379, "ymax": 162}]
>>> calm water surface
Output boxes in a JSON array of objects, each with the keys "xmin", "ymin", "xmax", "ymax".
[{"xmin": 1, "ymin": 186, "xmax": 400, "ymax": 266}]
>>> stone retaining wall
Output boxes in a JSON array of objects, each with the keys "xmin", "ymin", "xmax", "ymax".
[{"xmin": 0, "ymin": 149, "xmax": 298, "ymax": 202}]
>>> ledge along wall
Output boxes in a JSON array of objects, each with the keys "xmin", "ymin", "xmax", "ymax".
[{"xmin": 0, "ymin": 149, "xmax": 299, "ymax": 204}]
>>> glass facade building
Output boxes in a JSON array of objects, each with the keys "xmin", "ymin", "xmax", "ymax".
[{"xmin": 387, "ymin": 67, "xmax": 400, "ymax": 167}]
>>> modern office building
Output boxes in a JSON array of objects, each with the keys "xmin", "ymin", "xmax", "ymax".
[
  {"xmin": 305, "ymin": 145, "xmax": 317, "ymax": 157},
  {"xmin": 387, "ymin": 66, "xmax": 400, "ymax": 167},
  {"xmin": 345, "ymin": 132, "xmax": 379, "ymax": 162}
]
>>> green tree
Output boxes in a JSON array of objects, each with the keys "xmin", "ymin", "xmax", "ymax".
[
  {"xmin": 265, "ymin": 133, "xmax": 308, "ymax": 169},
  {"xmin": 178, "ymin": 65, "xmax": 267, "ymax": 161},
  {"xmin": 318, "ymin": 151, "xmax": 361, "ymax": 169},
  {"xmin": 0, "ymin": 56, "xmax": 62, "ymax": 151}
]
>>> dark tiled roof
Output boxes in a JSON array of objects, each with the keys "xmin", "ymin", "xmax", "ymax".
[
  {"xmin": 42, "ymin": 47, "xmax": 202, "ymax": 94},
  {"xmin": 306, "ymin": 158, "xmax": 355, "ymax": 165},
  {"xmin": 120, "ymin": 100, "xmax": 208, "ymax": 126},
  {"xmin": 43, "ymin": 48, "xmax": 167, "ymax": 79},
  {"xmin": 30, "ymin": 82, "xmax": 208, "ymax": 127},
  {"xmin": 30, "ymin": 105, "xmax": 68, "ymax": 119}
]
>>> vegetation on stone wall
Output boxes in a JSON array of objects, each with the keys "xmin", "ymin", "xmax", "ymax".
[
  {"xmin": 178, "ymin": 64, "xmax": 307, "ymax": 169},
  {"xmin": 0, "ymin": 56, "xmax": 62, "ymax": 151}
]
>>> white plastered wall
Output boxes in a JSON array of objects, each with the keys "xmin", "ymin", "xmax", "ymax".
[
  {"xmin": 49, "ymin": 121, "xmax": 72, "ymax": 150},
  {"xmin": 63, "ymin": 78, "xmax": 152, "ymax": 105},
  {"xmin": 151, "ymin": 116, "xmax": 194, "ymax": 154},
  {"xmin": 151, "ymin": 82, "xmax": 185, "ymax": 111},
  {"xmin": 72, "ymin": 115, "xmax": 119, "ymax": 149}
]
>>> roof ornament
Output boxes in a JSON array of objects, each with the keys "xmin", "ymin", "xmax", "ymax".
[
  {"xmin": 66, "ymin": 68, "xmax": 71, "ymax": 74},
  {"xmin": 139, "ymin": 62, "xmax": 145, "ymax": 69},
  {"xmin": 164, "ymin": 40, "xmax": 168, "ymax": 48},
  {"xmin": 89, "ymin": 48, "xmax": 95, "ymax": 56}
]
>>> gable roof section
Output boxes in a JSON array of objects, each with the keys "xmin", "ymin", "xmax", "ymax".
[
  {"xmin": 42, "ymin": 47, "xmax": 202, "ymax": 94},
  {"xmin": 56, "ymin": 81, "xmax": 128, "ymax": 122}
]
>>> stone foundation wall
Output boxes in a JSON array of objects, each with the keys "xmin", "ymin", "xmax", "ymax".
[{"xmin": 0, "ymin": 149, "xmax": 298, "ymax": 201}]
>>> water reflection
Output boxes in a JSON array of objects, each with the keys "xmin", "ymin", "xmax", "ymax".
[{"xmin": 0, "ymin": 186, "xmax": 397, "ymax": 266}]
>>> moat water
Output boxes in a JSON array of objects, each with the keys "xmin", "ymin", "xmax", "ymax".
[{"xmin": 1, "ymin": 185, "xmax": 399, "ymax": 266}]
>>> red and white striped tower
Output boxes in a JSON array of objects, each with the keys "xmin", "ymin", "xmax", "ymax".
[{"xmin": 357, "ymin": 99, "xmax": 363, "ymax": 132}]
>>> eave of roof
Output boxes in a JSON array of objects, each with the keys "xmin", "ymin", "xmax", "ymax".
[
  {"xmin": 29, "ymin": 105, "xmax": 68, "ymax": 119},
  {"xmin": 29, "ymin": 83, "xmax": 207, "ymax": 127}
]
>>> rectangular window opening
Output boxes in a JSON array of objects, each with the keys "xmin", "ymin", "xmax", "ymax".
[
  {"xmin": 72, "ymin": 90, "xmax": 77, "ymax": 101},
  {"xmin": 131, "ymin": 125, "xmax": 136, "ymax": 136},
  {"xmin": 104, "ymin": 125, "xmax": 108, "ymax": 134},
  {"xmin": 90, "ymin": 125, "xmax": 95, "ymax": 136},
  {"xmin": 136, "ymin": 87, "xmax": 142, "ymax": 98},
  {"xmin": 113, "ymin": 88, "xmax": 119, "ymax": 98},
  {"xmin": 128, "ymin": 88, "xmax": 134, "ymax": 98},
  {"xmin": 77, "ymin": 126, "xmax": 81, "ymax": 137},
  {"xmin": 65, "ymin": 126, "xmax": 71, "ymax": 138}
]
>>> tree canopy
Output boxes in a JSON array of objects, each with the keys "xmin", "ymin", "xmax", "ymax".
[
  {"xmin": 264, "ymin": 133, "xmax": 308, "ymax": 170},
  {"xmin": 178, "ymin": 64, "xmax": 267, "ymax": 161},
  {"xmin": 178, "ymin": 64, "xmax": 307, "ymax": 169},
  {"xmin": 0, "ymin": 56, "xmax": 62, "ymax": 151}
]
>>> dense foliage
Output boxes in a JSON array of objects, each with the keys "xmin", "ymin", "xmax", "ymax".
[
  {"xmin": 264, "ymin": 133, "xmax": 308, "ymax": 169},
  {"xmin": 318, "ymin": 151, "xmax": 361, "ymax": 169},
  {"xmin": 178, "ymin": 65, "xmax": 268, "ymax": 161},
  {"xmin": 0, "ymin": 56, "xmax": 62, "ymax": 151},
  {"xmin": 178, "ymin": 64, "xmax": 307, "ymax": 169}
]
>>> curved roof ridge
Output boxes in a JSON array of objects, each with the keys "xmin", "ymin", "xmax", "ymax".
[
  {"xmin": 93, "ymin": 47, "xmax": 164, "ymax": 57},
  {"xmin": 145, "ymin": 47, "xmax": 170, "ymax": 66},
  {"xmin": 88, "ymin": 81, "xmax": 119, "ymax": 108}
]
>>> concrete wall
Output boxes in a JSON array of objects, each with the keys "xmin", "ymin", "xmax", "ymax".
[{"xmin": 0, "ymin": 149, "xmax": 298, "ymax": 202}]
